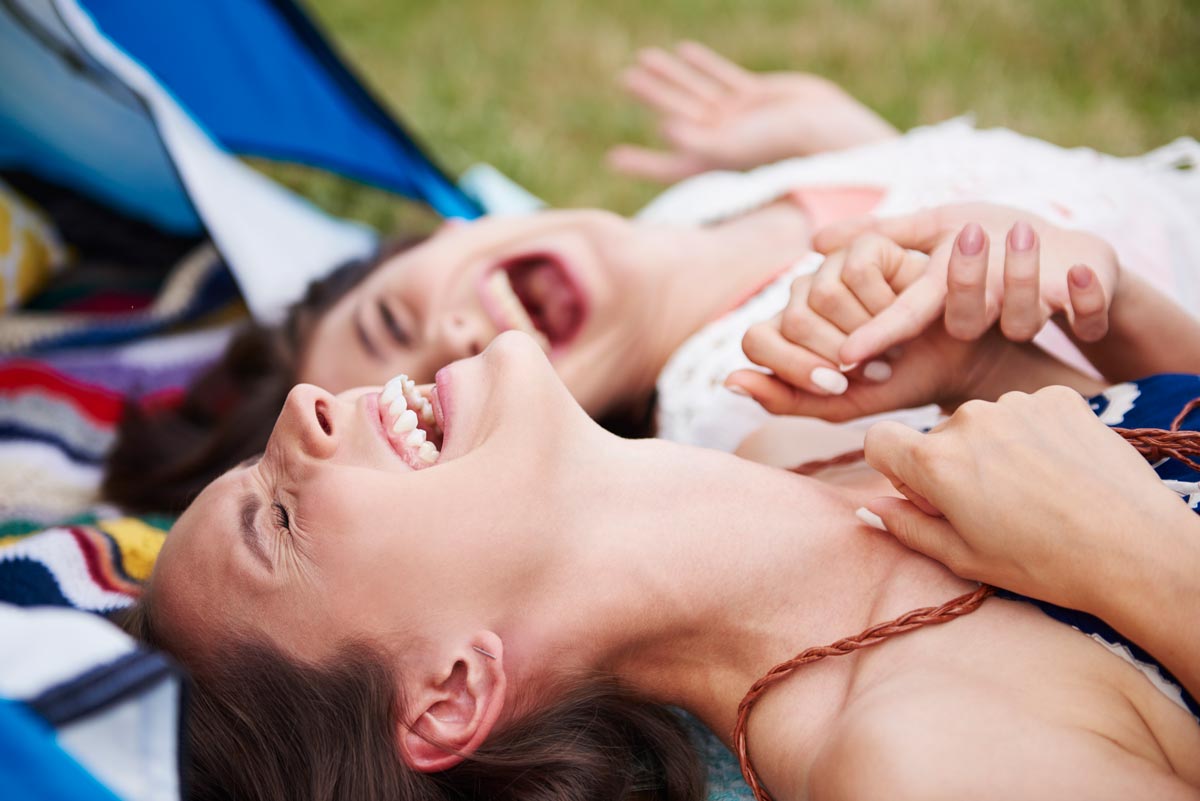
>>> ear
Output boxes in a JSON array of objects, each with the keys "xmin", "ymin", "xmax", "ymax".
[{"xmin": 398, "ymin": 632, "xmax": 507, "ymax": 773}]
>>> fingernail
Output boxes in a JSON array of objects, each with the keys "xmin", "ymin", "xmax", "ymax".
[
  {"xmin": 838, "ymin": 362, "xmax": 859, "ymax": 372},
  {"xmin": 862, "ymin": 360, "xmax": 893, "ymax": 382},
  {"xmin": 724, "ymin": 383, "xmax": 751, "ymax": 397},
  {"xmin": 855, "ymin": 507, "xmax": 888, "ymax": 532},
  {"xmin": 1069, "ymin": 265, "xmax": 1092, "ymax": 288},
  {"xmin": 1009, "ymin": 220, "xmax": 1035, "ymax": 252},
  {"xmin": 811, "ymin": 367, "xmax": 849, "ymax": 395},
  {"xmin": 957, "ymin": 223, "xmax": 984, "ymax": 256}
]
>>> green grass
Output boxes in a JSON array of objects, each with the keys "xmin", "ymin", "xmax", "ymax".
[{"xmin": 264, "ymin": 0, "xmax": 1200, "ymax": 235}]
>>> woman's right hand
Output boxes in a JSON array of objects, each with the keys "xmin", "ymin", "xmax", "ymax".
[
  {"xmin": 606, "ymin": 42, "xmax": 897, "ymax": 183},
  {"xmin": 861, "ymin": 385, "xmax": 1200, "ymax": 702}
]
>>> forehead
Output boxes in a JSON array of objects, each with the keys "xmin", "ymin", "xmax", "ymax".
[{"xmin": 151, "ymin": 471, "xmax": 262, "ymax": 645}]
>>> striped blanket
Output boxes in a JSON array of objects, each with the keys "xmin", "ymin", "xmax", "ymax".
[{"xmin": 1, "ymin": 242, "xmax": 241, "ymax": 613}]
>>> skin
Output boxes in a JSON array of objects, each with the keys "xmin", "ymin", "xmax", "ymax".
[
  {"xmin": 865, "ymin": 387, "xmax": 1200, "ymax": 704},
  {"xmin": 608, "ymin": 41, "xmax": 899, "ymax": 183},
  {"xmin": 153, "ymin": 331, "xmax": 1200, "ymax": 800},
  {"xmin": 299, "ymin": 204, "xmax": 813, "ymax": 419},
  {"xmin": 727, "ymin": 206, "xmax": 1200, "ymax": 706}
]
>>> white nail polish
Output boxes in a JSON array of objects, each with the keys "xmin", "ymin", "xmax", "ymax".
[
  {"xmin": 838, "ymin": 362, "xmax": 859, "ymax": 372},
  {"xmin": 863, "ymin": 360, "xmax": 893, "ymax": 382},
  {"xmin": 811, "ymin": 367, "xmax": 849, "ymax": 395},
  {"xmin": 725, "ymin": 384, "xmax": 750, "ymax": 397},
  {"xmin": 855, "ymin": 507, "xmax": 888, "ymax": 532}
]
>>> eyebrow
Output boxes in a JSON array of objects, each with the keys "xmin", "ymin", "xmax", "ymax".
[
  {"xmin": 238, "ymin": 493, "xmax": 273, "ymax": 570},
  {"xmin": 354, "ymin": 302, "xmax": 382, "ymax": 361}
]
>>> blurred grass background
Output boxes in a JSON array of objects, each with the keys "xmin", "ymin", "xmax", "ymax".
[{"xmin": 265, "ymin": 0, "xmax": 1199, "ymax": 235}]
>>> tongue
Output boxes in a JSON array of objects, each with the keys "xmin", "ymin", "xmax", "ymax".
[{"xmin": 509, "ymin": 259, "xmax": 581, "ymax": 343}]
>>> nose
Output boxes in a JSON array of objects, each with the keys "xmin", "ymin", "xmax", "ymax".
[
  {"xmin": 439, "ymin": 312, "xmax": 487, "ymax": 361},
  {"xmin": 276, "ymin": 384, "xmax": 339, "ymax": 460}
]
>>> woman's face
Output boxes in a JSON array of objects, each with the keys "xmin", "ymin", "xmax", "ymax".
[
  {"xmin": 299, "ymin": 210, "xmax": 660, "ymax": 411},
  {"xmin": 154, "ymin": 331, "xmax": 595, "ymax": 664}
]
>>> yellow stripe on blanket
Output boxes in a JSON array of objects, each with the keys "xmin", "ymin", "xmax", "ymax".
[{"xmin": 96, "ymin": 518, "xmax": 168, "ymax": 581}]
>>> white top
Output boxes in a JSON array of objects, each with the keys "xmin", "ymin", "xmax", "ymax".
[{"xmin": 645, "ymin": 119, "xmax": 1200, "ymax": 451}]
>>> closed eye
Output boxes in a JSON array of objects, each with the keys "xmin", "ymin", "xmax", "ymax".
[
  {"xmin": 379, "ymin": 300, "xmax": 411, "ymax": 347},
  {"xmin": 272, "ymin": 501, "xmax": 291, "ymax": 532}
]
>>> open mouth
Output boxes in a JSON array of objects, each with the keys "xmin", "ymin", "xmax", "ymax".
[
  {"xmin": 479, "ymin": 253, "xmax": 587, "ymax": 352},
  {"xmin": 376, "ymin": 374, "xmax": 445, "ymax": 469}
]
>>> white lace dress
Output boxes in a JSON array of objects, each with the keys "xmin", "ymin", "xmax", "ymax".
[{"xmin": 642, "ymin": 118, "xmax": 1200, "ymax": 452}]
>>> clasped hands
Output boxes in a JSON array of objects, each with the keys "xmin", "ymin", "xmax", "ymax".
[{"xmin": 729, "ymin": 202, "xmax": 1196, "ymax": 616}]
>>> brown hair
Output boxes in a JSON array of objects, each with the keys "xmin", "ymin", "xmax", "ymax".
[
  {"xmin": 102, "ymin": 240, "xmax": 419, "ymax": 514},
  {"xmin": 118, "ymin": 601, "xmax": 705, "ymax": 801}
]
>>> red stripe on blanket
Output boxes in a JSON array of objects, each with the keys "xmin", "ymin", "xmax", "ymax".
[
  {"xmin": 0, "ymin": 362, "xmax": 124, "ymax": 425},
  {"xmin": 68, "ymin": 527, "xmax": 141, "ymax": 598}
]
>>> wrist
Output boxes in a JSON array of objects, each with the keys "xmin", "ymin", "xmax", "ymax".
[
  {"xmin": 944, "ymin": 337, "xmax": 1106, "ymax": 409},
  {"xmin": 1086, "ymin": 502, "xmax": 1200, "ymax": 631}
]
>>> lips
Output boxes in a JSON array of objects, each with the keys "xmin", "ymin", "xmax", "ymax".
[
  {"xmin": 479, "ymin": 253, "xmax": 587, "ymax": 352},
  {"xmin": 375, "ymin": 374, "xmax": 445, "ymax": 469}
]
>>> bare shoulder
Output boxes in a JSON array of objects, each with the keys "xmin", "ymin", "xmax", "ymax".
[{"xmin": 805, "ymin": 675, "xmax": 1200, "ymax": 801}]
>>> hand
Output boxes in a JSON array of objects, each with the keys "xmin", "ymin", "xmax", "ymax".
[
  {"xmin": 861, "ymin": 386, "xmax": 1195, "ymax": 612},
  {"xmin": 728, "ymin": 232, "xmax": 1009, "ymax": 421},
  {"xmin": 606, "ymin": 42, "xmax": 897, "ymax": 183},
  {"xmin": 812, "ymin": 203, "xmax": 1121, "ymax": 365}
]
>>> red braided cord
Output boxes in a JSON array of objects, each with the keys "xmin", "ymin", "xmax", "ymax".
[
  {"xmin": 747, "ymin": 395, "xmax": 1200, "ymax": 800},
  {"xmin": 731, "ymin": 585, "xmax": 994, "ymax": 801}
]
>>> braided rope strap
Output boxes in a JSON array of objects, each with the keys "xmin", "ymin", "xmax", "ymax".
[
  {"xmin": 753, "ymin": 395, "xmax": 1200, "ymax": 801},
  {"xmin": 732, "ymin": 584, "xmax": 994, "ymax": 801}
]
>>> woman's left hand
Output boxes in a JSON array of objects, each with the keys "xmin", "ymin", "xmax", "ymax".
[
  {"xmin": 607, "ymin": 42, "xmax": 896, "ymax": 182},
  {"xmin": 861, "ymin": 385, "xmax": 1195, "ymax": 613}
]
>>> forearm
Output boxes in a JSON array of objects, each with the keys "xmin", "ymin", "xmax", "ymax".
[
  {"xmin": 1067, "ymin": 271, "xmax": 1200, "ymax": 382},
  {"xmin": 1090, "ymin": 508, "xmax": 1200, "ymax": 702}
]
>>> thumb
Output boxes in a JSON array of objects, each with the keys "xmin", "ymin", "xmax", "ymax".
[
  {"xmin": 606, "ymin": 145, "xmax": 705, "ymax": 183},
  {"xmin": 863, "ymin": 497, "xmax": 969, "ymax": 570}
]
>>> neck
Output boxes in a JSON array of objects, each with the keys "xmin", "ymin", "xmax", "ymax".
[
  {"xmin": 597, "ymin": 202, "xmax": 813, "ymax": 418},
  {"xmin": 496, "ymin": 435, "xmax": 962, "ymax": 743}
]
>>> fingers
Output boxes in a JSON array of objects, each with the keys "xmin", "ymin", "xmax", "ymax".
[
  {"xmin": 813, "ymin": 209, "xmax": 947, "ymax": 255},
  {"xmin": 741, "ymin": 317, "xmax": 846, "ymax": 395},
  {"xmin": 863, "ymin": 420, "xmax": 927, "ymax": 484},
  {"xmin": 1065, "ymin": 264, "xmax": 1110, "ymax": 342},
  {"xmin": 862, "ymin": 421, "xmax": 947, "ymax": 517},
  {"xmin": 605, "ymin": 145, "xmax": 706, "ymax": 183},
  {"xmin": 944, "ymin": 223, "xmax": 991, "ymax": 340},
  {"xmin": 621, "ymin": 59, "xmax": 710, "ymax": 122},
  {"xmin": 675, "ymin": 40, "xmax": 756, "ymax": 93},
  {"xmin": 638, "ymin": 46, "xmax": 724, "ymax": 105},
  {"xmin": 999, "ymin": 221, "xmax": 1043, "ymax": 341},
  {"xmin": 862, "ymin": 497, "xmax": 971, "ymax": 574},
  {"xmin": 839, "ymin": 272, "xmax": 946, "ymax": 365},
  {"xmin": 807, "ymin": 251, "xmax": 875, "ymax": 333}
]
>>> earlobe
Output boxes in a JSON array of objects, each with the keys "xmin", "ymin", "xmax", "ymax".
[{"xmin": 398, "ymin": 633, "xmax": 507, "ymax": 773}]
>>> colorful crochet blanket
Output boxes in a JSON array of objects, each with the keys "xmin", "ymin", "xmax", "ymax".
[{"xmin": 0, "ymin": 243, "xmax": 241, "ymax": 612}]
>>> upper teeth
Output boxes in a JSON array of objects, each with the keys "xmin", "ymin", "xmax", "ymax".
[
  {"xmin": 381, "ymin": 373, "xmax": 441, "ymax": 466},
  {"xmin": 485, "ymin": 270, "xmax": 551, "ymax": 351},
  {"xmin": 392, "ymin": 408, "xmax": 418, "ymax": 433}
]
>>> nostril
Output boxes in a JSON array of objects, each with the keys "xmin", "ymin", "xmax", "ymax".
[{"xmin": 315, "ymin": 400, "xmax": 332, "ymax": 436}]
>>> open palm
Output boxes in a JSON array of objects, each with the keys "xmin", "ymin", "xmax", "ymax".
[{"xmin": 608, "ymin": 42, "xmax": 897, "ymax": 183}]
